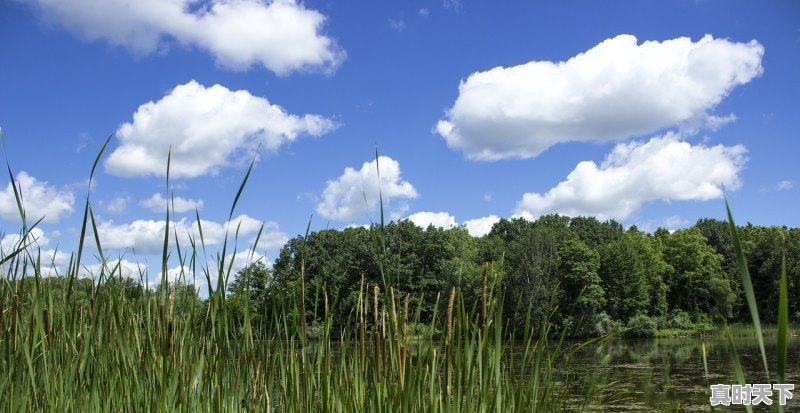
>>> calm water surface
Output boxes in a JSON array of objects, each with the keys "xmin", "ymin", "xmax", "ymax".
[{"xmin": 558, "ymin": 336, "xmax": 800, "ymax": 411}]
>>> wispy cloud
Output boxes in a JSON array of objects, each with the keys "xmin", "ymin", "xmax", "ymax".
[
  {"xmin": 777, "ymin": 180, "xmax": 793, "ymax": 191},
  {"xmin": 389, "ymin": 18, "xmax": 406, "ymax": 32}
]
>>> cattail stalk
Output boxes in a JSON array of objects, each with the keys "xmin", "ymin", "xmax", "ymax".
[
  {"xmin": 323, "ymin": 285, "xmax": 329, "ymax": 321},
  {"xmin": 300, "ymin": 258, "xmax": 307, "ymax": 346},
  {"xmin": 373, "ymin": 285, "xmax": 382, "ymax": 378},
  {"xmin": 357, "ymin": 275, "xmax": 364, "ymax": 327},
  {"xmin": 178, "ymin": 367, "xmax": 184, "ymax": 404},
  {"xmin": 11, "ymin": 294, "xmax": 18, "ymax": 353},
  {"xmin": 390, "ymin": 287, "xmax": 398, "ymax": 339},
  {"xmin": 264, "ymin": 383, "xmax": 270, "ymax": 412},
  {"xmin": 373, "ymin": 285, "xmax": 380, "ymax": 340},
  {"xmin": 43, "ymin": 306, "xmax": 51, "ymax": 345},
  {"xmin": 381, "ymin": 309, "xmax": 386, "ymax": 340},
  {"xmin": 399, "ymin": 294, "xmax": 410, "ymax": 391},
  {"xmin": 358, "ymin": 275, "xmax": 366, "ymax": 367},
  {"xmin": 251, "ymin": 359, "xmax": 259, "ymax": 413},
  {"xmin": 403, "ymin": 294, "xmax": 410, "ymax": 341},
  {"xmin": 481, "ymin": 262, "xmax": 489, "ymax": 336},
  {"xmin": 446, "ymin": 287, "xmax": 456, "ymax": 346},
  {"xmin": 445, "ymin": 287, "xmax": 456, "ymax": 396}
]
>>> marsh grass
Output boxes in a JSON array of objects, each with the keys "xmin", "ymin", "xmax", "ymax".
[
  {"xmin": 0, "ymin": 144, "xmax": 615, "ymax": 411},
  {"xmin": 1, "ymin": 139, "xmax": 790, "ymax": 411},
  {"xmin": 719, "ymin": 196, "xmax": 792, "ymax": 412}
]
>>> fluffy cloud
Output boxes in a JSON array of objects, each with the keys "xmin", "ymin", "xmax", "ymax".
[
  {"xmin": 253, "ymin": 222, "xmax": 291, "ymax": 250},
  {"xmin": 406, "ymin": 211, "xmax": 457, "ymax": 229},
  {"xmin": 316, "ymin": 156, "xmax": 418, "ymax": 221},
  {"xmin": 436, "ymin": 35, "xmax": 764, "ymax": 160},
  {"xmin": 29, "ymin": 0, "xmax": 344, "ymax": 74},
  {"xmin": 105, "ymin": 81, "xmax": 336, "ymax": 178},
  {"xmin": 140, "ymin": 193, "xmax": 204, "ymax": 213},
  {"xmin": 81, "ymin": 259, "xmax": 146, "ymax": 280},
  {"xmin": 514, "ymin": 134, "xmax": 747, "ymax": 221},
  {"xmin": 403, "ymin": 212, "xmax": 500, "ymax": 237},
  {"xmin": 463, "ymin": 215, "xmax": 500, "ymax": 237},
  {"xmin": 91, "ymin": 214, "xmax": 287, "ymax": 254},
  {"xmin": 166, "ymin": 250, "xmax": 269, "ymax": 291},
  {"xmin": 1, "ymin": 228, "xmax": 50, "ymax": 252},
  {"xmin": 0, "ymin": 171, "xmax": 74, "ymax": 223},
  {"xmin": 156, "ymin": 264, "xmax": 193, "ymax": 286},
  {"xmin": 1, "ymin": 229, "xmax": 71, "ymax": 276}
]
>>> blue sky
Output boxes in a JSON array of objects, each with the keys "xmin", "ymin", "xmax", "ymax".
[{"xmin": 0, "ymin": 0, "xmax": 798, "ymax": 285}]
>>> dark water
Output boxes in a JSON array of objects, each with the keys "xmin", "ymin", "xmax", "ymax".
[{"xmin": 558, "ymin": 335, "xmax": 800, "ymax": 412}]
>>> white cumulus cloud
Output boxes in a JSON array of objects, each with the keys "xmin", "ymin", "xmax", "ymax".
[
  {"xmin": 316, "ymin": 156, "xmax": 418, "ymax": 221},
  {"xmin": 1, "ymin": 229, "xmax": 71, "ymax": 277},
  {"xmin": 436, "ymin": 34, "xmax": 764, "ymax": 160},
  {"xmin": 1, "ymin": 228, "xmax": 50, "ymax": 252},
  {"xmin": 105, "ymin": 81, "xmax": 336, "ymax": 178},
  {"xmin": 463, "ymin": 215, "xmax": 500, "ymax": 237},
  {"xmin": 403, "ymin": 212, "xmax": 500, "ymax": 237},
  {"xmin": 406, "ymin": 211, "xmax": 457, "ymax": 229},
  {"xmin": 92, "ymin": 214, "xmax": 287, "ymax": 254},
  {"xmin": 0, "ymin": 171, "xmax": 74, "ymax": 223},
  {"xmin": 29, "ymin": 0, "xmax": 344, "ymax": 74},
  {"xmin": 140, "ymin": 193, "xmax": 204, "ymax": 213},
  {"xmin": 514, "ymin": 134, "xmax": 747, "ymax": 221},
  {"xmin": 81, "ymin": 259, "xmax": 146, "ymax": 280}
]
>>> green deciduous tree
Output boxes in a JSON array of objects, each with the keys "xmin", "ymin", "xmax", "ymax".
[
  {"xmin": 661, "ymin": 228, "xmax": 735, "ymax": 320},
  {"xmin": 598, "ymin": 229, "xmax": 669, "ymax": 323},
  {"xmin": 555, "ymin": 238, "xmax": 605, "ymax": 335}
]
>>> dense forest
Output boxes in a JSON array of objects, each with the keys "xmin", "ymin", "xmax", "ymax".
[
  {"xmin": 8, "ymin": 215, "xmax": 799, "ymax": 338},
  {"xmin": 223, "ymin": 215, "xmax": 798, "ymax": 338}
]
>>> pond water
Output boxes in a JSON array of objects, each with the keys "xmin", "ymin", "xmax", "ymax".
[{"xmin": 559, "ymin": 335, "xmax": 800, "ymax": 411}]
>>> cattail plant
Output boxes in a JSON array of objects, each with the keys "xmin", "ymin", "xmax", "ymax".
[
  {"xmin": 0, "ymin": 143, "xmax": 627, "ymax": 411},
  {"xmin": 445, "ymin": 286, "xmax": 456, "ymax": 397},
  {"xmin": 373, "ymin": 285, "xmax": 380, "ymax": 341},
  {"xmin": 482, "ymin": 262, "xmax": 488, "ymax": 337}
]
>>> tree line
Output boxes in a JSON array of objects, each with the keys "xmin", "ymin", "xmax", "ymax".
[
  {"xmin": 7, "ymin": 215, "xmax": 798, "ymax": 338},
  {"xmin": 228, "ymin": 215, "xmax": 799, "ymax": 337}
]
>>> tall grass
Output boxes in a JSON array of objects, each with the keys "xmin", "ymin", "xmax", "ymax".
[
  {"xmin": 722, "ymin": 196, "xmax": 791, "ymax": 413},
  {"xmin": 0, "ymin": 145, "xmax": 611, "ymax": 411}
]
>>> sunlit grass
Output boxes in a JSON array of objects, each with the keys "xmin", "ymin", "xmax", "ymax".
[
  {"xmin": 723, "ymin": 196, "xmax": 791, "ymax": 413},
  {"xmin": 0, "ymin": 145, "xmax": 612, "ymax": 411},
  {"xmin": 0, "ymin": 138, "xmax": 791, "ymax": 411}
]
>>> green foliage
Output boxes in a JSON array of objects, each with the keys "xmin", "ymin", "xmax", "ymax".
[
  {"xmin": 625, "ymin": 313, "xmax": 657, "ymax": 338},
  {"xmin": 502, "ymin": 215, "xmax": 570, "ymax": 331},
  {"xmin": 0, "ymin": 140, "xmax": 796, "ymax": 410},
  {"xmin": 661, "ymin": 228, "xmax": 735, "ymax": 320},
  {"xmin": 598, "ymin": 229, "xmax": 668, "ymax": 322},
  {"xmin": 254, "ymin": 211, "xmax": 798, "ymax": 337},
  {"xmin": 568, "ymin": 216, "xmax": 624, "ymax": 249},
  {"xmin": 555, "ymin": 238, "xmax": 605, "ymax": 336}
]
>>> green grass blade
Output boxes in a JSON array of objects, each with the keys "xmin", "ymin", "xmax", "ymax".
[
  {"xmin": 375, "ymin": 148, "xmax": 385, "ymax": 228},
  {"xmin": 777, "ymin": 250, "xmax": 788, "ymax": 384},
  {"xmin": 228, "ymin": 151, "xmax": 257, "ymax": 221},
  {"xmin": 724, "ymin": 195, "xmax": 769, "ymax": 379},
  {"xmin": 724, "ymin": 325, "xmax": 753, "ymax": 413}
]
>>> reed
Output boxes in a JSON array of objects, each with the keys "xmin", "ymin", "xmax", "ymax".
[
  {"xmin": 0, "ymin": 144, "xmax": 620, "ymax": 412},
  {"xmin": 722, "ymin": 196, "xmax": 792, "ymax": 412}
]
